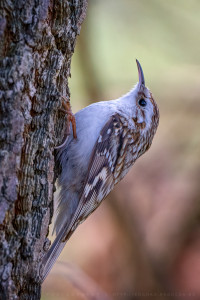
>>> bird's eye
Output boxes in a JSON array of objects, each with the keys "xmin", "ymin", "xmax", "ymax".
[{"xmin": 138, "ymin": 98, "xmax": 147, "ymax": 107}]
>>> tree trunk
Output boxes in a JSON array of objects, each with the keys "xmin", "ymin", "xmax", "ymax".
[{"xmin": 0, "ymin": 0, "xmax": 87, "ymax": 299}]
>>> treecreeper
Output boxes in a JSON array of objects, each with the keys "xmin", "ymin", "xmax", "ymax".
[{"xmin": 42, "ymin": 60, "xmax": 159, "ymax": 281}]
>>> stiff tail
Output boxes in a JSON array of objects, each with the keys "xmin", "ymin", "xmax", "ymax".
[
  {"xmin": 42, "ymin": 195, "xmax": 85, "ymax": 282},
  {"xmin": 41, "ymin": 227, "xmax": 74, "ymax": 282}
]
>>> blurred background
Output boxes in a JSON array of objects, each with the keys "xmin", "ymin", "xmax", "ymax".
[{"xmin": 42, "ymin": 0, "xmax": 200, "ymax": 299}]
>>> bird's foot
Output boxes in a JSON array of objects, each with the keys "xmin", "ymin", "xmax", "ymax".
[{"xmin": 55, "ymin": 96, "xmax": 77, "ymax": 149}]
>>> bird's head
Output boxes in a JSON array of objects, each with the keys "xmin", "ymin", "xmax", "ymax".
[{"xmin": 127, "ymin": 60, "xmax": 159, "ymax": 140}]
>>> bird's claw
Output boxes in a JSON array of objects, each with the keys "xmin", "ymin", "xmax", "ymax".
[{"xmin": 55, "ymin": 96, "xmax": 77, "ymax": 149}]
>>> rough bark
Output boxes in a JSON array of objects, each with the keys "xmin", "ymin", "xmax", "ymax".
[{"xmin": 0, "ymin": 0, "xmax": 87, "ymax": 299}]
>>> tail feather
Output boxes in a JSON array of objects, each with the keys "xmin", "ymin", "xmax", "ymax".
[
  {"xmin": 42, "ymin": 194, "xmax": 85, "ymax": 282},
  {"xmin": 42, "ymin": 227, "xmax": 73, "ymax": 282}
]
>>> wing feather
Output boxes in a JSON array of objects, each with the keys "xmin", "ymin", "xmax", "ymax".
[{"xmin": 42, "ymin": 113, "xmax": 126, "ymax": 281}]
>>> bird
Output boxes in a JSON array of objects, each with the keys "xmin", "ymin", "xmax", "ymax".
[{"xmin": 41, "ymin": 59, "xmax": 159, "ymax": 282}]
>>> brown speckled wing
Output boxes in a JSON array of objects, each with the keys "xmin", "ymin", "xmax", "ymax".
[{"xmin": 67, "ymin": 113, "xmax": 125, "ymax": 229}]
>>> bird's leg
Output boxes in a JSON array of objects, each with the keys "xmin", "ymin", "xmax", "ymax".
[
  {"xmin": 55, "ymin": 97, "xmax": 77, "ymax": 149},
  {"xmin": 61, "ymin": 97, "xmax": 77, "ymax": 139}
]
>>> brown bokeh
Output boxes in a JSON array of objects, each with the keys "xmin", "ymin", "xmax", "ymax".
[{"xmin": 42, "ymin": 1, "xmax": 200, "ymax": 299}]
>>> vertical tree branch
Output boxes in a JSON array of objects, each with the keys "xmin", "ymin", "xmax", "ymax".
[{"xmin": 0, "ymin": 0, "xmax": 87, "ymax": 299}]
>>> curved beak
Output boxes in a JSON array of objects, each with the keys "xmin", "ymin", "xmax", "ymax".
[{"xmin": 136, "ymin": 59, "xmax": 145, "ymax": 87}]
